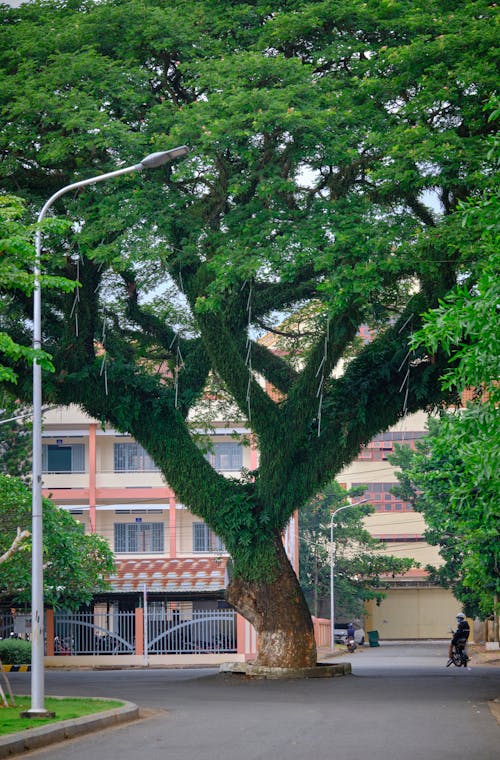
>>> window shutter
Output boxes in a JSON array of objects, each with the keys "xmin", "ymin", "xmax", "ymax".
[
  {"xmin": 193, "ymin": 522, "xmax": 207, "ymax": 552},
  {"xmin": 72, "ymin": 444, "xmax": 85, "ymax": 472},
  {"xmin": 214, "ymin": 443, "xmax": 242, "ymax": 471},
  {"xmin": 126, "ymin": 523, "xmax": 138, "ymax": 552},
  {"xmin": 114, "ymin": 524, "xmax": 126, "ymax": 552},
  {"xmin": 151, "ymin": 523, "xmax": 164, "ymax": 552}
]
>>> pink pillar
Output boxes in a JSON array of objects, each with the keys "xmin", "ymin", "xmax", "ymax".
[
  {"xmin": 169, "ymin": 496, "xmax": 177, "ymax": 557},
  {"xmin": 88, "ymin": 423, "xmax": 97, "ymax": 533},
  {"xmin": 45, "ymin": 609, "xmax": 55, "ymax": 656},
  {"xmin": 236, "ymin": 613, "xmax": 257, "ymax": 660},
  {"xmin": 249, "ymin": 434, "xmax": 258, "ymax": 471},
  {"xmin": 292, "ymin": 509, "xmax": 299, "ymax": 575},
  {"xmin": 135, "ymin": 608, "xmax": 144, "ymax": 656}
]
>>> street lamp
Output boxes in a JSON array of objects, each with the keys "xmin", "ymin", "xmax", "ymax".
[
  {"xmin": 329, "ymin": 498, "xmax": 369, "ymax": 652},
  {"xmin": 28, "ymin": 146, "xmax": 188, "ymax": 717}
]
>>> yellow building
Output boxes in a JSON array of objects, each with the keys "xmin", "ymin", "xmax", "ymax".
[{"xmin": 340, "ymin": 410, "xmax": 460, "ymax": 639}]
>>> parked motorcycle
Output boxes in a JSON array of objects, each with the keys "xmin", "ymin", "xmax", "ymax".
[{"xmin": 346, "ymin": 636, "xmax": 357, "ymax": 653}]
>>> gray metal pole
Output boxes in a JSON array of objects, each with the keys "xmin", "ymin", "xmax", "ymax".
[
  {"xmin": 329, "ymin": 499, "xmax": 368, "ymax": 653},
  {"xmin": 28, "ymin": 147, "xmax": 188, "ymax": 716}
]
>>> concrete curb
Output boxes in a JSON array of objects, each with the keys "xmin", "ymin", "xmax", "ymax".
[
  {"xmin": 0, "ymin": 698, "xmax": 139, "ymax": 758},
  {"xmin": 220, "ymin": 661, "xmax": 352, "ymax": 679}
]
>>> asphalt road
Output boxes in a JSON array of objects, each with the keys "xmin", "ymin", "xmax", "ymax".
[{"xmin": 6, "ymin": 642, "xmax": 499, "ymax": 760}]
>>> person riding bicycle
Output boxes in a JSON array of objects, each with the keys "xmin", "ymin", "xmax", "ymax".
[{"xmin": 449, "ymin": 613, "xmax": 470, "ymax": 659}]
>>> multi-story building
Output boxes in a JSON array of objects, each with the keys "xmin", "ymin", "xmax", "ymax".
[
  {"xmin": 42, "ymin": 397, "xmax": 459, "ymax": 642},
  {"xmin": 340, "ymin": 410, "xmax": 459, "ymax": 639},
  {"xmin": 41, "ymin": 405, "xmax": 297, "ymax": 620}
]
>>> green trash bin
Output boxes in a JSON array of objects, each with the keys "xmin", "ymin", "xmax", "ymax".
[{"xmin": 368, "ymin": 630, "xmax": 380, "ymax": 647}]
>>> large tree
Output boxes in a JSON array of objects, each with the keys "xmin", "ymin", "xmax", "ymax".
[{"xmin": 0, "ymin": 1, "xmax": 496, "ymax": 666}]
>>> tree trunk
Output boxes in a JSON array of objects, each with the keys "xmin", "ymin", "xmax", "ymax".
[{"xmin": 226, "ymin": 533, "xmax": 317, "ymax": 668}]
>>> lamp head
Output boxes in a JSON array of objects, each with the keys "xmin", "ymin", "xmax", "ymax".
[{"xmin": 140, "ymin": 145, "xmax": 189, "ymax": 169}]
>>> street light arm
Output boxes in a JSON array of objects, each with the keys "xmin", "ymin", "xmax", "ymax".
[
  {"xmin": 36, "ymin": 145, "xmax": 189, "ymax": 227},
  {"xmin": 330, "ymin": 499, "xmax": 369, "ymax": 526},
  {"xmin": 36, "ymin": 164, "xmax": 142, "ymax": 228}
]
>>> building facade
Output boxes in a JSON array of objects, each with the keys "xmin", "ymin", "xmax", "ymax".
[
  {"xmin": 42, "ymin": 402, "xmax": 458, "ymax": 641},
  {"xmin": 340, "ymin": 410, "xmax": 459, "ymax": 639},
  {"xmin": 41, "ymin": 405, "xmax": 297, "ymax": 618}
]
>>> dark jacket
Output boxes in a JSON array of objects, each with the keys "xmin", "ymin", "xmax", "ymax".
[{"xmin": 452, "ymin": 619, "xmax": 470, "ymax": 646}]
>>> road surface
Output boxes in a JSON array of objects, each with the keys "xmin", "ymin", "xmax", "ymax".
[{"xmin": 7, "ymin": 641, "xmax": 499, "ymax": 760}]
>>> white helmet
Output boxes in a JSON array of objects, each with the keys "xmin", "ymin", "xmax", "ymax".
[{"xmin": 456, "ymin": 613, "xmax": 465, "ymax": 620}]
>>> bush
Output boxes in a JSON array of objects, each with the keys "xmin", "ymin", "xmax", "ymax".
[{"xmin": 0, "ymin": 638, "xmax": 31, "ymax": 664}]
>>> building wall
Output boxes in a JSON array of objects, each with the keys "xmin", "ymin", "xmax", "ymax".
[
  {"xmin": 365, "ymin": 587, "xmax": 459, "ymax": 640},
  {"xmin": 338, "ymin": 411, "xmax": 462, "ymax": 640},
  {"xmin": 40, "ymin": 406, "xmax": 295, "ymax": 578},
  {"xmin": 42, "ymin": 406, "xmax": 460, "ymax": 639}
]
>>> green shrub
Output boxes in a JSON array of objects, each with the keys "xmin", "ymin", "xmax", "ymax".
[{"xmin": 0, "ymin": 638, "xmax": 31, "ymax": 664}]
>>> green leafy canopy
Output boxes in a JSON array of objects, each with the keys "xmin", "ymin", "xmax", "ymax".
[{"xmin": 0, "ymin": 475, "xmax": 115, "ymax": 609}]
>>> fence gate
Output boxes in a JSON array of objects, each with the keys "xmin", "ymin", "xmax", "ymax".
[
  {"xmin": 51, "ymin": 608, "xmax": 237, "ymax": 655},
  {"xmin": 147, "ymin": 609, "xmax": 236, "ymax": 655},
  {"xmin": 54, "ymin": 610, "xmax": 135, "ymax": 655}
]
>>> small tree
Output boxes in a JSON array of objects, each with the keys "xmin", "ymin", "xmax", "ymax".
[
  {"xmin": 390, "ymin": 419, "xmax": 499, "ymax": 624},
  {"xmin": 299, "ymin": 481, "xmax": 413, "ymax": 620},
  {"xmin": 0, "ymin": 475, "xmax": 115, "ymax": 609}
]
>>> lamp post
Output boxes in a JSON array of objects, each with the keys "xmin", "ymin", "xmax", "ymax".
[
  {"xmin": 28, "ymin": 146, "xmax": 188, "ymax": 717},
  {"xmin": 329, "ymin": 499, "xmax": 368, "ymax": 652}
]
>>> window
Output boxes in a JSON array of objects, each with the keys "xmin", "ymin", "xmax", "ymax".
[
  {"xmin": 357, "ymin": 432, "xmax": 426, "ymax": 461},
  {"xmin": 206, "ymin": 443, "xmax": 243, "ymax": 471},
  {"xmin": 114, "ymin": 442, "xmax": 159, "ymax": 472},
  {"xmin": 359, "ymin": 483, "xmax": 413, "ymax": 512},
  {"xmin": 114, "ymin": 509, "xmax": 163, "ymax": 515},
  {"xmin": 42, "ymin": 443, "xmax": 85, "ymax": 473},
  {"xmin": 192, "ymin": 522, "xmax": 225, "ymax": 552},
  {"xmin": 114, "ymin": 522, "xmax": 164, "ymax": 553}
]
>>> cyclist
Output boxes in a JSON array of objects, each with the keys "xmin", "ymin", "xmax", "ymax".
[{"xmin": 448, "ymin": 612, "xmax": 470, "ymax": 660}]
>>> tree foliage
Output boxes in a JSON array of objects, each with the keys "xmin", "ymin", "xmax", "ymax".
[
  {"xmin": 299, "ymin": 481, "xmax": 413, "ymax": 619},
  {"xmin": 0, "ymin": 194, "xmax": 73, "ymax": 383},
  {"xmin": 0, "ymin": 390, "xmax": 32, "ymax": 482},
  {"xmin": 0, "ymin": 0, "xmax": 497, "ymax": 664},
  {"xmin": 391, "ymin": 101, "xmax": 499, "ymax": 622},
  {"xmin": 390, "ymin": 418, "xmax": 499, "ymax": 620},
  {"xmin": 0, "ymin": 475, "xmax": 115, "ymax": 609},
  {"xmin": 390, "ymin": 111, "xmax": 499, "ymax": 622}
]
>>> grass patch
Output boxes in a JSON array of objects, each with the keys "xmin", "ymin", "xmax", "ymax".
[{"xmin": 0, "ymin": 696, "xmax": 124, "ymax": 736}]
